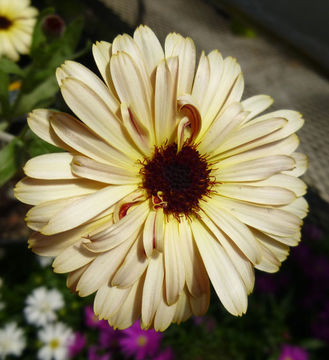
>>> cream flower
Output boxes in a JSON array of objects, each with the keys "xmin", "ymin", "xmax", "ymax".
[
  {"xmin": 15, "ymin": 25, "xmax": 308, "ymax": 331},
  {"xmin": 0, "ymin": 0, "xmax": 38, "ymax": 61}
]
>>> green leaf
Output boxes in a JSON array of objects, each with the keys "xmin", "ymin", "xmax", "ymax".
[
  {"xmin": 0, "ymin": 137, "xmax": 24, "ymax": 186},
  {"xmin": 0, "ymin": 58, "xmax": 24, "ymax": 76},
  {"xmin": 13, "ymin": 75, "xmax": 59, "ymax": 117},
  {"xmin": 26, "ymin": 130, "xmax": 62, "ymax": 157}
]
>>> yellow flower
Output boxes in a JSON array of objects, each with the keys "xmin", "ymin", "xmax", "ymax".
[
  {"xmin": 15, "ymin": 26, "xmax": 308, "ymax": 331},
  {"xmin": 0, "ymin": 0, "xmax": 38, "ymax": 61}
]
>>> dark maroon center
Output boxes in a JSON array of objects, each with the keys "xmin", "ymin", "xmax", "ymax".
[{"xmin": 141, "ymin": 143, "xmax": 212, "ymax": 216}]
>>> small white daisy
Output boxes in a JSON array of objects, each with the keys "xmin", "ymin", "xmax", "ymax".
[
  {"xmin": 24, "ymin": 287, "xmax": 64, "ymax": 327},
  {"xmin": 0, "ymin": 322, "xmax": 26, "ymax": 358},
  {"xmin": 37, "ymin": 322, "xmax": 73, "ymax": 360},
  {"xmin": 37, "ymin": 255, "xmax": 54, "ymax": 267}
]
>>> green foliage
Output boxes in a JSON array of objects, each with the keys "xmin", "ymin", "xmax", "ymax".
[
  {"xmin": 0, "ymin": 5, "xmax": 86, "ymax": 187},
  {"xmin": 0, "ymin": 138, "xmax": 24, "ymax": 187}
]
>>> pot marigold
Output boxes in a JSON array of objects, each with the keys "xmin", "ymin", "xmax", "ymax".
[{"xmin": 15, "ymin": 25, "xmax": 308, "ymax": 331}]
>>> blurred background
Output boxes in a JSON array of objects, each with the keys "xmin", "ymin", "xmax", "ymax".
[{"xmin": 0, "ymin": 0, "xmax": 328, "ymax": 359}]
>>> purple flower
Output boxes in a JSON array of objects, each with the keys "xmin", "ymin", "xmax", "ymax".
[
  {"xmin": 119, "ymin": 320, "xmax": 162, "ymax": 360},
  {"xmin": 153, "ymin": 347, "xmax": 175, "ymax": 360},
  {"xmin": 99, "ymin": 326, "xmax": 121, "ymax": 349},
  {"xmin": 278, "ymin": 344, "xmax": 309, "ymax": 360},
  {"xmin": 84, "ymin": 305, "xmax": 109, "ymax": 330},
  {"xmin": 88, "ymin": 345, "xmax": 111, "ymax": 360},
  {"xmin": 68, "ymin": 332, "xmax": 86, "ymax": 357}
]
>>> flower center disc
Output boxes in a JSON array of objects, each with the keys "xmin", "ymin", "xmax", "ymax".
[
  {"xmin": 141, "ymin": 143, "xmax": 212, "ymax": 217},
  {"xmin": 0, "ymin": 16, "xmax": 12, "ymax": 30}
]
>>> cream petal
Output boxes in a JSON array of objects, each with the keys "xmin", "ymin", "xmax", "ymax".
[
  {"xmin": 192, "ymin": 51, "xmax": 210, "ymax": 109},
  {"xmin": 216, "ymin": 183, "xmax": 296, "ymax": 205},
  {"xmin": 133, "ymin": 25, "xmax": 164, "ymax": 76},
  {"xmin": 177, "ymin": 95, "xmax": 202, "ymax": 147},
  {"xmin": 282, "ymin": 152, "xmax": 308, "ymax": 177},
  {"xmin": 92, "ymin": 41, "xmax": 115, "ymax": 90},
  {"xmin": 141, "ymin": 251, "xmax": 164, "ymax": 328},
  {"xmin": 84, "ymin": 201, "xmax": 149, "ymax": 253},
  {"xmin": 76, "ymin": 235, "xmax": 137, "ymax": 297},
  {"xmin": 241, "ymin": 95, "xmax": 274, "ymax": 123},
  {"xmin": 173, "ymin": 289, "xmax": 192, "ymax": 324},
  {"xmin": 154, "ymin": 209, "xmax": 165, "ymax": 252},
  {"xmin": 197, "ymin": 50, "xmax": 223, "ymax": 131},
  {"xmin": 281, "ymin": 197, "xmax": 308, "ymax": 219},
  {"xmin": 24, "ymin": 153, "xmax": 76, "ymax": 180},
  {"xmin": 52, "ymin": 239, "xmax": 96, "ymax": 273},
  {"xmin": 191, "ymin": 220, "xmax": 248, "ymax": 316},
  {"xmin": 111, "ymin": 234, "xmax": 149, "ymax": 288},
  {"xmin": 215, "ymin": 134, "xmax": 299, "ymax": 164},
  {"xmin": 28, "ymin": 215, "xmax": 112, "ymax": 256},
  {"xmin": 56, "ymin": 60, "xmax": 119, "ymax": 114},
  {"xmin": 201, "ymin": 201, "xmax": 262, "ymax": 264},
  {"xmin": 203, "ymin": 56, "xmax": 242, "ymax": 131},
  {"xmin": 94, "ymin": 285, "xmax": 130, "ymax": 319},
  {"xmin": 197, "ymin": 102, "xmax": 246, "ymax": 154},
  {"xmin": 112, "ymin": 33, "xmax": 150, "ymax": 85},
  {"xmin": 71, "ymin": 155, "xmax": 139, "ymax": 185},
  {"xmin": 27, "ymin": 109, "xmax": 68, "ymax": 149},
  {"xmin": 143, "ymin": 211, "xmax": 156, "ymax": 257},
  {"xmin": 154, "ymin": 292, "xmax": 177, "ymax": 332},
  {"xmin": 214, "ymin": 155, "xmax": 295, "ymax": 182},
  {"xmin": 154, "ymin": 59, "xmax": 177, "ymax": 146},
  {"xmin": 60, "ymin": 77, "xmax": 139, "ymax": 157},
  {"xmin": 41, "ymin": 184, "xmax": 136, "ymax": 235},
  {"xmin": 110, "ymin": 51, "xmax": 153, "ymax": 133},
  {"xmin": 255, "ymin": 244, "xmax": 281, "ymax": 273},
  {"xmin": 214, "ymin": 196, "xmax": 302, "ymax": 237},
  {"xmin": 252, "ymin": 229, "xmax": 290, "ymax": 262},
  {"xmin": 189, "ymin": 291, "xmax": 210, "ymax": 316},
  {"xmin": 120, "ymin": 103, "xmax": 152, "ymax": 156},
  {"xmin": 215, "ymin": 117, "xmax": 287, "ymax": 154},
  {"xmin": 108, "ymin": 278, "xmax": 143, "ymax": 330},
  {"xmin": 199, "ymin": 213, "xmax": 255, "ymax": 294},
  {"xmin": 266, "ymin": 232, "xmax": 301, "ymax": 247},
  {"xmin": 251, "ymin": 174, "xmax": 307, "ymax": 197},
  {"xmin": 178, "ymin": 218, "xmax": 209, "ymax": 297},
  {"xmin": 167, "ymin": 36, "xmax": 196, "ymax": 96},
  {"xmin": 50, "ymin": 111, "xmax": 134, "ymax": 168},
  {"xmin": 67, "ymin": 264, "xmax": 89, "ymax": 292},
  {"xmin": 15, "ymin": 177, "xmax": 103, "ymax": 205},
  {"xmin": 26, "ymin": 196, "xmax": 81, "ymax": 231},
  {"xmin": 164, "ymin": 219, "xmax": 185, "ymax": 305}
]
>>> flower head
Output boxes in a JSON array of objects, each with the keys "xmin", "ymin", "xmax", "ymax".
[
  {"xmin": 0, "ymin": 0, "xmax": 38, "ymax": 61},
  {"xmin": 119, "ymin": 320, "xmax": 162, "ymax": 360},
  {"xmin": 278, "ymin": 344, "xmax": 309, "ymax": 360},
  {"xmin": 24, "ymin": 286, "xmax": 64, "ymax": 327},
  {"xmin": 67, "ymin": 332, "xmax": 86, "ymax": 358},
  {"xmin": 16, "ymin": 25, "xmax": 308, "ymax": 330},
  {"xmin": 38, "ymin": 322, "xmax": 73, "ymax": 360},
  {"xmin": 0, "ymin": 322, "xmax": 26, "ymax": 358}
]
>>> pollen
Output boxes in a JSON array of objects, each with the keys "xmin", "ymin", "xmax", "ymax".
[{"xmin": 141, "ymin": 143, "xmax": 213, "ymax": 217}]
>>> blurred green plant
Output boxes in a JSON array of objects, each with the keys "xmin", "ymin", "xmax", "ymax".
[{"xmin": 0, "ymin": 7, "xmax": 88, "ymax": 187}]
